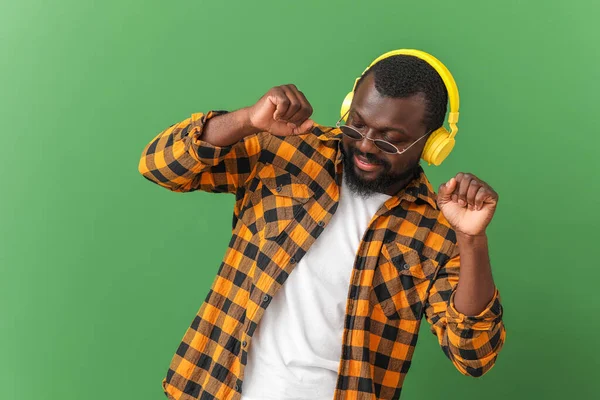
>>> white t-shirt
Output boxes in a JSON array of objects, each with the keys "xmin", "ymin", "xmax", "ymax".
[{"xmin": 241, "ymin": 181, "xmax": 391, "ymax": 400}]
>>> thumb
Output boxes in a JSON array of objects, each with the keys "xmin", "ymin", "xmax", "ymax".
[
  {"xmin": 437, "ymin": 177, "xmax": 457, "ymax": 204},
  {"xmin": 295, "ymin": 118, "xmax": 314, "ymax": 134}
]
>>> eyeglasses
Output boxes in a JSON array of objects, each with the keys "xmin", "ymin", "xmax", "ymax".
[{"xmin": 336, "ymin": 110, "xmax": 430, "ymax": 155}]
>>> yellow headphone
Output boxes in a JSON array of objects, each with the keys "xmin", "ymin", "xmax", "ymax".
[{"xmin": 340, "ymin": 49, "xmax": 460, "ymax": 166}]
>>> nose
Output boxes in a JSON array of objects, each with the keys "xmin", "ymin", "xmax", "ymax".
[{"xmin": 355, "ymin": 128, "xmax": 380, "ymax": 154}]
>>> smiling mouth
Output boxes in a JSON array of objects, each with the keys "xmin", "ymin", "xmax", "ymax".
[{"xmin": 353, "ymin": 154, "xmax": 383, "ymax": 172}]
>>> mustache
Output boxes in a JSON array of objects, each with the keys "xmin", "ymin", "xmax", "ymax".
[{"xmin": 348, "ymin": 146, "xmax": 388, "ymax": 167}]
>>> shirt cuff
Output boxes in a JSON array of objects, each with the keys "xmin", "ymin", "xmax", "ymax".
[
  {"xmin": 446, "ymin": 289, "xmax": 503, "ymax": 331},
  {"xmin": 187, "ymin": 110, "xmax": 233, "ymax": 163}
]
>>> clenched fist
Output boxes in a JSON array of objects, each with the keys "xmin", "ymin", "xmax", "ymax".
[
  {"xmin": 437, "ymin": 173, "xmax": 499, "ymax": 237},
  {"xmin": 247, "ymin": 84, "xmax": 315, "ymax": 136}
]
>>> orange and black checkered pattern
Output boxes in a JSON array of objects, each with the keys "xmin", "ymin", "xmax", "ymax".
[{"xmin": 138, "ymin": 111, "xmax": 505, "ymax": 400}]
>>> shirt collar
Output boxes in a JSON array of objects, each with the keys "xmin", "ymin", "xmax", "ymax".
[{"xmin": 397, "ymin": 167, "xmax": 438, "ymax": 209}]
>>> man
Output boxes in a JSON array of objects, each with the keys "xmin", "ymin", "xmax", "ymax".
[{"xmin": 138, "ymin": 52, "xmax": 505, "ymax": 400}]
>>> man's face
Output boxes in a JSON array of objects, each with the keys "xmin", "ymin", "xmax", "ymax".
[{"xmin": 341, "ymin": 73, "xmax": 429, "ymax": 197}]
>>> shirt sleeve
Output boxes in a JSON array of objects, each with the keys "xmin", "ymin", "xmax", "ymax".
[
  {"xmin": 138, "ymin": 111, "xmax": 266, "ymax": 193},
  {"xmin": 423, "ymin": 253, "xmax": 506, "ymax": 377}
]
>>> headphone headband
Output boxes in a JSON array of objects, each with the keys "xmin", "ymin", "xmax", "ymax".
[{"xmin": 354, "ymin": 49, "xmax": 460, "ymax": 137}]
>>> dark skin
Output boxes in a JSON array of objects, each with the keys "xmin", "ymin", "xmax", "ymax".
[
  {"xmin": 341, "ymin": 74, "xmax": 430, "ymax": 196},
  {"xmin": 202, "ymin": 78, "xmax": 497, "ymax": 316}
]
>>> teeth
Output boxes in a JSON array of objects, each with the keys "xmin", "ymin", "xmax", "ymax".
[{"xmin": 355, "ymin": 154, "xmax": 379, "ymax": 167}]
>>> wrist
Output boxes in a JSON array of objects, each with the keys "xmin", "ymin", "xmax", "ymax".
[
  {"xmin": 455, "ymin": 231, "xmax": 488, "ymax": 245},
  {"xmin": 230, "ymin": 107, "xmax": 261, "ymax": 140},
  {"xmin": 238, "ymin": 106, "xmax": 262, "ymax": 134}
]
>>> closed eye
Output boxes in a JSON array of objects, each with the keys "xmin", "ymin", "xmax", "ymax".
[
  {"xmin": 383, "ymin": 134, "xmax": 409, "ymax": 144},
  {"xmin": 350, "ymin": 111, "xmax": 409, "ymax": 141}
]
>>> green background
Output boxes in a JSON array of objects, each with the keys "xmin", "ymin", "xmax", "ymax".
[{"xmin": 2, "ymin": 0, "xmax": 598, "ymax": 399}]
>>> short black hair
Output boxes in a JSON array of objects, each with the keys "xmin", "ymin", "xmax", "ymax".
[{"xmin": 354, "ymin": 55, "xmax": 448, "ymax": 133}]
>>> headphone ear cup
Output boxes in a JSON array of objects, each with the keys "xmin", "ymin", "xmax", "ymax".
[
  {"xmin": 422, "ymin": 127, "xmax": 455, "ymax": 166},
  {"xmin": 340, "ymin": 91, "xmax": 354, "ymax": 121}
]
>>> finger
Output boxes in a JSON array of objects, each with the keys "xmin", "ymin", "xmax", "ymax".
[
  {"xmin": 279, "ymin": 85, "xmax": 302, "ymax": 123},
  {"xmin": 482, "ymin": 187, "xmax": 499, "ymax": 210},
  {"xmin": 289, "ymin": 87, "xmax": 313, "ymax": 125},
  {"xmin": 474, "ymin": 186, "xmax": 487, "ymax": 210},
  {"xmin": 456, "ymin": 173, "xmax": 473, "ymax": 207},
  {"xmin": 295, "ymin": 118, "xmax": 315, "ymax": 134},
  {"xmin": 466, "ymin": 179, "xmax": 481, "ymax": 210},
  {"xmin": 438, "ymin": 177, "xmax": 457, "ymax": 201},
  {"xmin": 270, "ymin": 89, "xmax": 291, "ymax": 121},
  {"xmin": 267, "ymin": 120, "xmax": 295, "ymax": 136}
]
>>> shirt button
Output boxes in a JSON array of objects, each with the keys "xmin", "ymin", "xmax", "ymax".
[
  {"xmin": 235, "ymin": 384, "xmax": 239, "ymax": 391},
  {"xmin": 242, "ymin": 340, "xmax": 247, "ymax": 347},
  {"xmin": 402, "ymin": 264, "xmax": 410, "ymax": 270},
  {"xmin": 276, "ymin": 185, "xmax": 282, "ymax": 193},
  {"xmin": 290, "ymin": 257, "xmax": 296, "ymax": 264},
  {"xmin": 262, "ymin": 294, "xmax": 270, "ymax": 303},
  {"xmin": 318, "ymin": 221, "xmax": 325, "ymax": 227}
]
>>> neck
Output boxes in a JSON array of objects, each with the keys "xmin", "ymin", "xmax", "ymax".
[{"xmin": 382, "ymin": 165, "xmax": 421, "ymax": 196}]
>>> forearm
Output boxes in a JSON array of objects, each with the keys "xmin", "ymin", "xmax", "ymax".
[
  {"xmin": 138, "ymin": 110, "xmax": 262, "ymax": 193},
  {"xmin": 452, "ymin": 233, "xmax": 496, "ymax": 316},
  {"xmin": 425, "ymin": 245, "xmax": 506, "ymax": 377},
  {"xmin": 201, "ymin": 107, "xmax": 260, "ymax": 147}
]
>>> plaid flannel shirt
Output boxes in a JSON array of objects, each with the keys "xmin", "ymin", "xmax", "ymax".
[{"xmin": 138, "ymin": 111, "xmax": 505, "ymax": 400}]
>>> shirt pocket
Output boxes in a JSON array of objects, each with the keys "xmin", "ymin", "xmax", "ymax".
[
  {"xmin": 240, "ymin": 163, "xmax": 313, "ymax": 240},
  {"xmin": 371, "ymin": 242, "xmax": 440, "ymax": 320}
]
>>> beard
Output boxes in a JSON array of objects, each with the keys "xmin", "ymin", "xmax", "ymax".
[{"xmin": 340, "ymin": 143, "xmax": 420, "ymax": 198}]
